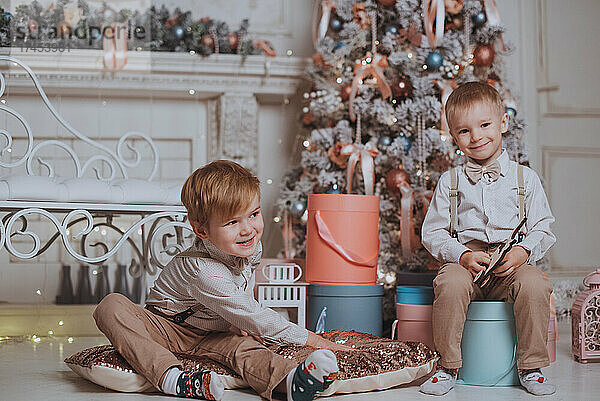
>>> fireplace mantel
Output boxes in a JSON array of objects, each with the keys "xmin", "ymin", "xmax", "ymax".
[{"xmin": 0, "ymin": 49, "xmax": 308, "ymax": 100}]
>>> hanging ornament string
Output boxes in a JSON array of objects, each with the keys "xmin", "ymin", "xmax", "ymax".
[
  {"xmin": 422, "ymin": 0, "xmax": 445, "ymax": 49},
  {"xmin": 209, "ymin": 27, "xmax": 219, "ymax": 54},
  {"xmin": 340, "ymin": 113, "xmax": 379, "ymax": 195},
  {"xmin": 416, "ymin": 114, "xmax": 426, "ymax": 187},
  {"xmin": 464, "ymin": 11, "xmax": 471, "ymax": 54},
  {"xmin": 282, "ymin": 210, "xmax": 295, "ymax": 258},
  {"xmin": 370, "ymin": 9, "xmax": 377, "ymax": 54}
]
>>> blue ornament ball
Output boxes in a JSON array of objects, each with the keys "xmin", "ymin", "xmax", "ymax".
[
  {"xmin": 399, "ymin": 136, "xmax": 411, "ymax": 153},
  {"xmin": 472, "ymin": 11, "xmax": 487, "ymax": 27},
  {"xmin": 425, "ymin": 51, "xmax": 444, "ymax": 70},
  {"xmin": 333, "ymin": 41, "xmax": 347, "ymax": 51},
  {"xmin": 378, "ymin": 136, "xmax": 392, "ymax": 147},
  {"xmin": 290, "ymin": 200, "xmax": 307, "ymax": 219},
  {"xmin": 505, "ymin": 107, "xmax": 517, "ymax": 119},
  {"xmin": 329, "ymin": 16, "xmax": 343, "ymax": 32},
  {"xmin": 3, "ymin": 12, "xmax": 12, "ymax": 22},
  {"xmin": 385, "ymin": 24, "xmax": 399, "ymax": 36},
  {"xmin": 173, "ymin": 26, "xmax": 185, "ymax": 39},
  {"xmin": 326, "ymin": 188, "xmax": 342, "ymax": 194}
]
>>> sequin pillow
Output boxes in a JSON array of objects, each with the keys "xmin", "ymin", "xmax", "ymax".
[{"xmin": 65, "ymin": 331, "xmax": 437, "ymax": 395}]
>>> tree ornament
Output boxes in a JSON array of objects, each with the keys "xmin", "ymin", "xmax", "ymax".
[
  {"xmin": 425, "ymin": 50, "xmax": 444, "ymax": 70},
  {"xmin": 329, "ymin": 14, "xmax": 344, "ymax": 32},
  {"xmin": 473, "ymin": 44, "xmax": 495, "ymax": 67},
  {"xmin": 340, "ymin": 83, "xmax": 353, "ymax": 101},
  {"xmin": 333, "ymin": 41, "xmax": 347, "ymax": 51},
  {"xmin": 28, "ymin": 19, "xmax": 39, "ymax": 34},
  {"xmin": 444, "ymin": 0, "xmax": 464, "ymax": 15},
  {"xmin": 377, "ymin": 0, "xmax": 397, "ymax": 7},
  {"xmin": 386, "ymin": 168, "xmax": 412, "ymax": 195},
  {"xmin": 302, "ymin": 110, "xmax": 314, "ymax": 125},
  {"xmin": 227, "ymin": 32, "xmax": 239, "ymax": 50},
  {"xmin": 57, "ymin": 21, "xmax": 71, "ymax": 38},
  {"xmin": 352, "ymin": 3, "xmax": 371, "ymax": 29},
  {"xmin": 290, "ymin": 200, "xmax": 307, "ymax": 219},
  {"xmin": 385, "ymin": 24, "xmax": 400, "ymax": 36},
  {"xmin": 391, "ymin": 75, "xmax": 413, "ymax": 99},
  {"xmin": 472, "ymin": 11, "xmax": 487, "ymax": 27},
  {"xmin": 173, "ymin": 26, "xmax": 185, "ymax": 39},
  {"xmin": 446, "ymin": 15, "xmax": 464, "ymax": 31},
  {"xmin": 201, "ymin": 34, "xmax": 215, "ymax": 50},
  {"xmin": 378, "ymin": 136, "xmax": 392, "ymax": 147},
  {"xmin": 326, "ymin": 185, "xmax": 342, "ymax": 194},
  {"xmin": 3, "ymin": 12, "xmax": 12, "ymax": 23},
  {"xmin": 505, "ymin": 107, "xmax": 516, "ymax": 119},
  {"xmin": 398, "ymin": 136, "xmax": 412, "ymax": 153}
]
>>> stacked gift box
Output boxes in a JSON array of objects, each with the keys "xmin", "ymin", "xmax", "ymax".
[{"xmin": 305, "ymin": 194, "xmax": 383, "ymax": 336}]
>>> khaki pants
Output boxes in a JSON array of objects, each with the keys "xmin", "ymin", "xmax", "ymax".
[
  {"xmin": 432, "ymin": 241, "xmax": 552, "ymax": 370},
  {"xmin": 93, "ymin": 293, "xmax": 297, "ymax": 400}
]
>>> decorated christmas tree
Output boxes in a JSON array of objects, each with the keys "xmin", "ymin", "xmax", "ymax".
[{"xmin": 276, "ymin": 0, "xmax": 530, "ymax": 320}]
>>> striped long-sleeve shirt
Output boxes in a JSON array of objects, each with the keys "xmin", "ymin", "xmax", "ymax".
[{"xmin": 145, "ymin": 238, "xmax": 309, "ymax": 345}]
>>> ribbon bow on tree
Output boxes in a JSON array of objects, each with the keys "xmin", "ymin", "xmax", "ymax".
[
  {"xmin": 339, "ymin": 114, "xmax": 379, "ymax": 195},
  {"xmin": 349, "ymin": 53, "xmax": 392, "ymax": 121},
  {"xmin": 102, "ymin": 22, "xmax": 128, "ymax": 71},
  {"xmin": 313, "ymin": 0, "xmax": 336, "ymax": 47}
]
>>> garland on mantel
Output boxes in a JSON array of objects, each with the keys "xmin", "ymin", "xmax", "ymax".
[{"xmin": 0, "ymin": 1, "xmax": 275, "ymax": 58}]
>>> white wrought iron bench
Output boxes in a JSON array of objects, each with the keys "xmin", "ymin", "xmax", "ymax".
[{"xmin": 0, "ymin": 56, "xmax": 194, "ymax": 290}]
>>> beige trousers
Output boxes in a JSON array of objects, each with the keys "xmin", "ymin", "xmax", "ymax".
[
  {"xmin": 93, "ymin": 293, "xmax": 297, "ymax": 400},
  {"xmin": 432, "ymin": 241, "xmax": 552, "ymax": 370}
]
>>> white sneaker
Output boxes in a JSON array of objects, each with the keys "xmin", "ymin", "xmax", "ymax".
[
  {"xmin": 419, "ymin": 367, "xmax": 457, "ymax": 396},
  {"xmin": 519, "ymin": 369, "xmax": 556, "ymax": 396}
]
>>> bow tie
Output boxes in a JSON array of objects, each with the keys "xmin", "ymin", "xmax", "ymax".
[{"xmin": 465, "ymin": 159, "xmax": 501, "ymax": 183}]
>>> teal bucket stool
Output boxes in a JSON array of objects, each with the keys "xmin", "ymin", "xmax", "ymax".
[{"xmin": 458, "ymin": 301, "xmax": 520, "ymax": 386}]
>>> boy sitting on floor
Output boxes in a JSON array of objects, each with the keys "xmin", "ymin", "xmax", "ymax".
[
  {"xmin": 94, "ymin": 160, "xmax": 350, "ymax": 401},
  {"xmin": 419, "ymin": 82, "xmax": 556, "ymax": 396}
]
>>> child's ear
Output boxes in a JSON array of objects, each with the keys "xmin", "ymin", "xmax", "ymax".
[
  {"xmin": 500, "ymin": 112, "xmax": 509, "ymax": 133},
  {"xmin": 190, "ymin": 220, "xmax": 209, "ymax": 240}
]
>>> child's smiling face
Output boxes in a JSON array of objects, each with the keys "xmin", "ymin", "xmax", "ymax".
[
  {"xmin": 193, "ymin": 195, "xmax": 264, "ymax": 258},
  {"xmin": 449, "ymin": 100, "xmax": 508, "ymax": 165}
]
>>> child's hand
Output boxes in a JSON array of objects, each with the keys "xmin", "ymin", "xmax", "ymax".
[
  {"xmin": 494, "ymin": 246, "xmax": 529, "ymax": 277},
  {"xmin": 459, "ymin": 251, "xmax": 490, "ymax": 277},
  {"xmin": 307, "ymin": 331, "xmax": 354, "ymax": 351}
]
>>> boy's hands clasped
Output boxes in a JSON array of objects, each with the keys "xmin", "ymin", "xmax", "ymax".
[
  {"xmin": 459, "ymin": 251, "xmax": 490, "ymax": 277},
  {"xmin": 459, "ymin": 246, "xmax": 530, "ymax": 278},
  {"xmin": 493, "ymin": 246, "xmax": 529, "ymax": 277}
]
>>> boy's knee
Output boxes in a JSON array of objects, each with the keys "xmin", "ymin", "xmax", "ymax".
[
  {"xmin": 513, "ymin": 265, "xmax": 552, "ymax": 299},
  {"xmin": 434, "ymin": 264, "xmax": 473, "ymax": 298},
  {"xmin": 93, "ymin": 292, "xmax": 131, "ymax": 327}
]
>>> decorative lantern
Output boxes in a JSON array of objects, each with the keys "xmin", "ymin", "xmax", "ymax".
[{"xmin": 572, "ymin": 269, "xmax": 600, "ymax": 363}]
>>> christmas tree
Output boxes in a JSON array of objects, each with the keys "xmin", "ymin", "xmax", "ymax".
[{"xmin": 276, "ymin": 0, "xmax": 530, "ymax": 320}]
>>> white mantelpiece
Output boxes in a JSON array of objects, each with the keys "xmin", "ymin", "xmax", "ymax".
[
  {"xmin": 0, "ymin": 49, "xmax": 307, "ymax": 174},
  {"xmin": 1, "ymin": 49, "xmax": 307, "ymax": 99}
]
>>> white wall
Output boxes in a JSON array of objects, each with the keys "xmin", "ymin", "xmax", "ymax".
[{"xmin": 0, "ymin": 0, "xmax": 312, "ymax": 304}]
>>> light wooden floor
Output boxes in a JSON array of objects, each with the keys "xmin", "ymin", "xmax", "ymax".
[{"xmin": 0, "ymin": 320, "xmax": 597, "ymax": 401}]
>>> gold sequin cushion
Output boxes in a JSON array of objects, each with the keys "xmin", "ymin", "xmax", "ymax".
[{"xmin": 64, "ymin": 331, "xmax": 438, "ymax": 395}]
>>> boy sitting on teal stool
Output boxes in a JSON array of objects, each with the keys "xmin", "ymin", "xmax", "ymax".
[{"xmin": 419, "ymin": 82, "xmax": 556, "ymax": 396}]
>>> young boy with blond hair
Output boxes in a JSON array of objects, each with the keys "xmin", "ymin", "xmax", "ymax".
[
  {"xmin": 419, "ymin": 82, "xmax": 556, "ymax": 396},
  {"xmin": 94, "ymin": 160, "xmax": 349, "ymax": 401}
]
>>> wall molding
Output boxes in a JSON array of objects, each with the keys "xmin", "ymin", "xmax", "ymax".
[{"xmin": 537, "ymin": 0, "xmax": 600, "ymax": 117}]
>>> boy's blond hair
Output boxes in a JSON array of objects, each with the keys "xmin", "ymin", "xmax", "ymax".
[
  {"xmin": 181, "ymin": 160, "xmax": 260, "ymax": 227},
  {"xmin": 445, "ymin": 81, "xmax": 504, "ymax": 131}
]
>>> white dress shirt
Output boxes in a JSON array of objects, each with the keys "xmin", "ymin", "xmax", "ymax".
[
  {"xmin": 146, "ymin": 238, "xmax": 309, "ymax": 345},
  {"xmin": 422, "ymin": 150, "xmax": 556, "ymax": 264}
]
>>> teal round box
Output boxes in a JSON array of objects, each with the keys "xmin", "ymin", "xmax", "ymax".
[
  {"xmin": 396, "ymin": 286, "xmax": 434, "ymax": 305},
  {"xmin": 458, "ymin": 301, "xmax": 520, "ymax": 386},
  {"xmin": 308, "ymin": 284, "xmax": 383, "ymax": 336}
]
